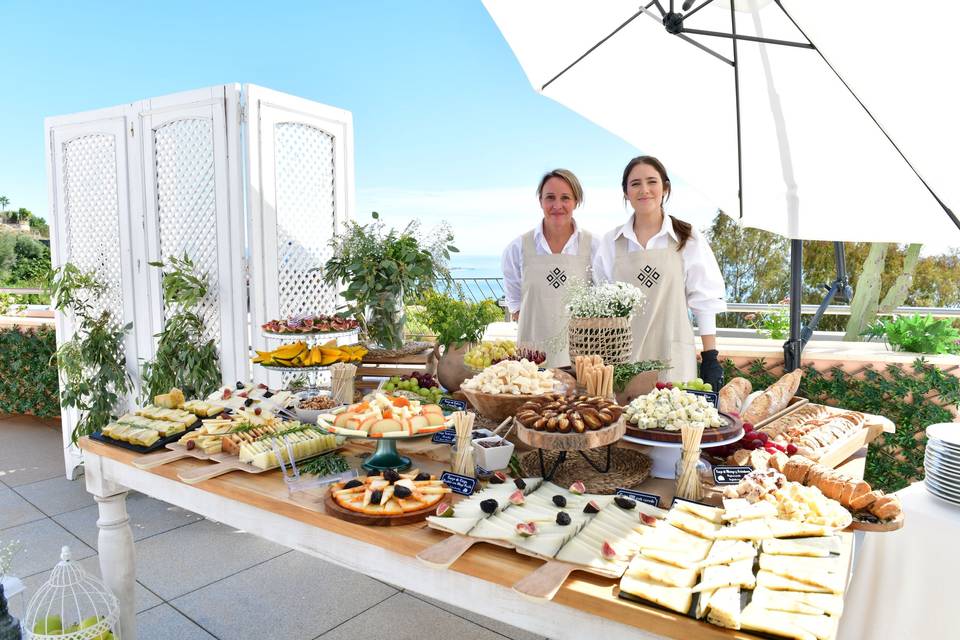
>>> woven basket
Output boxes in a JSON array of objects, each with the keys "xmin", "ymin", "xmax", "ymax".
[
  {"xmin": 568, "ymin": 316, "xmax": 633, "ymax": 365},
  {"xmin": 518, "ymin": 447, "xmax": 651, "ymax": 494}
]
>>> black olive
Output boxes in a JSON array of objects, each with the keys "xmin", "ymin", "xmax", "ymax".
[
  {"xmin": 552, "ymin": 495, "xmax": 567, "ymax": 508},
  {"xmin": 243, "ymin": 398, "xmax": 254, "ymax": 407},
  {"xmin": 236, "ymin": 381, "xmax": 244, "ymax": 389},
  {"xmin": 343, "ymin": 479, "xmax": 362, "ymax": 489},
  {"xmin": 514, "ymin": 478, "xmax": 527, "ymax": 490},
  {"xmin": 394, "ymin": 485, "xmax": 412, "ymax": 499},
  {"xmin": 614, "ymin": 496, "xmax": 636, "ymax": 510},
  {"xmin": 367, "ymin": 469, "xmax": 381, "ymax": 477},
  {"xmin": 263, "ymin": 390, "xmax": 274, "ymax": 398},
  {"xmin": 556, "ymin": 511, "xmax": 572, "ymax": 526},
  {"xmin": 584, "ymin": 500, "xmax": 600, "ymax": 514},
  {"xmin": 414, "ymin": 472, "xmax": 431, "ymax": 481},
  {"xmin": 480, "ymin": 499, "xmax": 498, "ymax": 514},
  {"xmin": 384, "ymin": 469, "xmax": 401, "ymax": 484},
  {"xmin": 370, "ymin": 490, "xmax": 383, "ymax": 505}
]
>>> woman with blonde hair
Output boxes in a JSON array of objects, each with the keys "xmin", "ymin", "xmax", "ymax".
[{"xmin": 501, "ymin": 168, "xmax": 599, "ymax": 368}]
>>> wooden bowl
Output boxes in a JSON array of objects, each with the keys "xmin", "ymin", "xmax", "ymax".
[
  {"xmin": 460, "ymin": 388, "xmax": 550, "ymax": 422},
  {"xmin": 516, "ymin": 416, "xmax": 627, "ymax": 451}
]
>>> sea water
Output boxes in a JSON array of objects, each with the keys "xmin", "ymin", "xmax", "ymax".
[{"xmin": 449, "ymin": 254, "xmax": 502, "ymax": 280}]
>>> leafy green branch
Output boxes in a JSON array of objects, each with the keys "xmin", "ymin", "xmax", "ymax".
[{"xmin": 141, "ymin": 253, "xmax": 222, "ymax": 401}]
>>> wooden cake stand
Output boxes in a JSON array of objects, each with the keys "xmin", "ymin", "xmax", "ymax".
[{"xmin": 515, "ymin": 416, "xmax": 627, "ymax": 481}]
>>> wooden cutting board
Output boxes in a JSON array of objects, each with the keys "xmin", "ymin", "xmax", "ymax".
[
  {"xmin": 131, "ymin": 442, "xmax": 228, "ymax": 470},
  {"xmin": 625, "ymin": 413, "xmax": 743, "ymax": 443},
  {"xmin": 323, "ymin": 489, "xmax": 439, "ymax": 526}
]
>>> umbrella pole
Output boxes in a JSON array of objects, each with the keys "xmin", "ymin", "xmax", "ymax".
[{"xmin": 783, "ymin": 239, "xmax": 803, "ymax": 372}]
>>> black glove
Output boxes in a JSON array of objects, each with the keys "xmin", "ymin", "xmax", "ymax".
[{"xmin": 699, "ymin": 349, "xmax": 724, "ymax": 393}]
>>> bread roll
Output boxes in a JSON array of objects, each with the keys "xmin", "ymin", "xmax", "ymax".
[
  {"xmin": 869, "ymin": 495, "xmax": 902, "ymax": 521},
  {"xmin": 849, "ymin": 490, "xmax": 882, "ymax": 511},
  {"xmin": 719, "ymin": 377, "xmax": 752, "ymax": 415},
  {"xmin": 742, "ymin": 370, "xmax": 803, "ymax": 425}
]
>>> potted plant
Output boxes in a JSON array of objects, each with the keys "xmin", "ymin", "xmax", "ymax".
[
  {"xmin": 566, "ymin": 281, "xmax": 646, "ymax": 365},
  {"xmin": 414, "ymin": 290, "xmax": 504, "ymax": 391},
  {"xmin": 863, "ymin": 314, "xmax": 960, "ymax": 355},
  {"xmin": 321, "ymin": 213, "xmax": 456, "ymax": 350}
]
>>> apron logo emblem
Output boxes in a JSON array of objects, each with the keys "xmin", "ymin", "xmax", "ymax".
[
  {"xmin": 546, "ymin": 267, "xmax": 568, "ymax": 289},
  {"xmin": 637, "ymin": 265, "xmax": 661, "ymax": 288}
]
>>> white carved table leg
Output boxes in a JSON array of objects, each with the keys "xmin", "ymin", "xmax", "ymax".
[{"xmin": 85, "ymin": 453, "xmax": 137, "ymax": 640}]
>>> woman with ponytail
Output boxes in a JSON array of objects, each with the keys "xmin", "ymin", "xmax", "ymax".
[{"xmin": 593, "ymin": 156, "xmax": 727, "ymax": 390}]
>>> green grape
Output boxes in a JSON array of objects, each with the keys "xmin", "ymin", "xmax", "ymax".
[{"xmin": 384, "ymin": 382, "xmax": 395, "ymax": 391}]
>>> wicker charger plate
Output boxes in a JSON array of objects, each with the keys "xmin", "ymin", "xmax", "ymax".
[
  {"xmin": 519, "ymin": 447, "xmax": 652, "ymax": 494},
  {"xmin": 363, "ymin": 341, "xmax": 435, "ymax": 359}
]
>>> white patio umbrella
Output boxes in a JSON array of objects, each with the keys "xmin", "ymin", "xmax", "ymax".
[{"xmin": 482, "ymin": 0, "xmax": 960, "ymax": 367}]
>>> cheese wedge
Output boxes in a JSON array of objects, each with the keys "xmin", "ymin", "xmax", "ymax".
[
  {"xmin": 756, "ymin": 570, "xmax": 837, "ymax": 594},
  {"xmin": 741, "ymin": 603, "xmax": 837, "ymax": 640},
  {"xmin": 740, "ymin": 604, "xmax": 818, "ymax": 640},
  {"xmin": 763, "ymin": 536, "xmax": 841, "ymax": 557},
  {"xmin": 768, "ymin": 518, "xmax": 835, "ymax": 539},
  {"xmin": 705, "ymin": 586, "xmax": 741, "ymax": 630},
  {"xmin": 759, "ymin": 554, "xmax": 842, "ymax": 576},
  {"xmin": 699, "ymin": 539, "xmax": 757, "ymax": 568},
  {"xmin": 640, "ymin": 548, "xmax": 702, "ymax": 570},
  {"xmin": 695, "ymin": 589, "xmax": 714, "ymax": 619},
  {"xmin": 667, "ymin": 510, "xmax": 721, "ymax": 539},
  {"xmin": 624, "ymin": 556, "xmax": 699, "ymax": 588},
  {"xmin": 760, "ymin": 564, "xmax": 844, "ymax": 594},
  {"xmin": 692, "ymin": 559, "xmax": 756, "ymax": 591},
  {"xmin": 637, "ymin": 524, "xmax": 714, "ymax": 557},
  {"xmin": 714, "ymin": 519, "xmax": 773, "ymax": 541},
  {"xmin": 751, "ymin": 587, "xmax": 844, "ymax": 617},
  {"xmin": 722, "ymin": 499, "xmax": 778, "ymax": 522},
  {"xmin": 674, "ymin": 500, "xmax": 725, "ymax": 523},
  {"xmin": 619, "ymin": 575, "xmax": 693, "ymax": 615}
]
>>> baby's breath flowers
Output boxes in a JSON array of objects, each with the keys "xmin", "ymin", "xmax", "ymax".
[{"xmin": 566, "ymin": 281, "xmax": 646, "ymax": 319}]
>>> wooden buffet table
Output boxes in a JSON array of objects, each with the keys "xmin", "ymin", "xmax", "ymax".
[{"xmin": 77, "ymin": 437, "xmax": 863, "ymax": 640}]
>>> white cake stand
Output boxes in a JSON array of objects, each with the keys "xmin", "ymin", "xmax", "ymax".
[{"xmin": 621, "ymin": 429, "xmax": 744, "ymax": 479}]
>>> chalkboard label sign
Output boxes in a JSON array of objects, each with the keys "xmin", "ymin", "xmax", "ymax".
[
  {"xmin": 713, "ymin": 465, "xmax": 753, "ymax": 485},
  {"xmin": 440, "ymin": 471, "xmax": 478, "ymax": 496},
  {"xmin": 671, "ymin": 496, "xmax": 715, "ymax": 509},
  {"xmin": 439, "ymin": 398, "xmax": 467, "ymax": 412},
  {"xmin": 685, "ymin": 389, "xmax": 719, "ymax": 408},
  {"xmin": 615, "ymin": 488, "xmax": 661, "ymax": 508},
  {"xmin": 431, "ymin": 429, "xmax": 456, "ymax": 444}
]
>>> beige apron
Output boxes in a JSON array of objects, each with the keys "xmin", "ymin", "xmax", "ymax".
[
  {"xmin": 518, "ymin": 229, "xmax": 593, "ymax": 369},
  {"xmin": 612, "ymin": 231, "xmax": 698, "ymax": 382}
]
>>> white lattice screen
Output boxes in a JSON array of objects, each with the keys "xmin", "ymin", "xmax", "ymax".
[
  {"xmin": 62, "ymin": 133, "xmax": 125, "ymax": 319},
  {"xmin": 154, "ymin": 117, "xmax": 222, "ymax": 345},
  {"xmin": 274, "ymin": 122, "xmax": 338, "ymax": 318},
  {"xmin": 47, "ymin": 84, "xmax": 355, "ymax": 476}
]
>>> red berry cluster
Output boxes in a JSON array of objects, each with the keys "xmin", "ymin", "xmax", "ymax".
[
  {"xmin": 712, "ymin": 422, "xmax": 799, "ymax": 458},
  {"xmin": 654, "ymin": 382, "xmax": 674, "ymax": 390}
]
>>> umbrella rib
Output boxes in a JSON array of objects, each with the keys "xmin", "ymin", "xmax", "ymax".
[
  {"xmin": 730, "ymin": 0, "xmax": 744, "ymax": 222},
  {"xmin": 680, "ymin": 28, "xmax": 813, "ymax": 49},
  {"xmin": 774, "ymin": 0, "xmax": 960, "ymax": 233},
  {"xmin": 682, "ymin": 0, "xmax": 717, "ymax": 21},
  {"xmin": 541, "ymin": 7, "xmax": 651, "ymax": 91},
  {"xmin": 674, "ymin": 32, "xmax": 733, "ymax": 66}
]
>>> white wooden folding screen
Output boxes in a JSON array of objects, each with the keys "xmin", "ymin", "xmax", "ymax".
[
  {"xmin": 245, "ymin": 84, "xmax": 354, "ymax": 389},
  {"xmin": 45, "ymin": 84, "xmax": 354, "ymax": 478}
]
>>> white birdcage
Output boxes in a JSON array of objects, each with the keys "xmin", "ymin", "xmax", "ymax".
[{"xmin": 23, "ymin": 547, "xmax": 120, "ymax": 640}]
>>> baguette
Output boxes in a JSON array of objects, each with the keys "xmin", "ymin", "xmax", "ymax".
[
  {"xmin": 742, "ymin": 370, "xmax": 803, "ymax": 425},
  {"xmin": 849, "ymin": 489, "xmax": 882, "ymax": 511},
  {"xmin": 869, "ymin": 494, "xmax": 902, "ymax": 521},
  {"xmin": 719, "ymin": 377, "xmax": 752, "ymax": 415}
]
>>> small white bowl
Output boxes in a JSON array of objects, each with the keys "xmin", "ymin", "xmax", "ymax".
[{"xmin": 471, "ymin": 436, "xmax": 515, "ymax": 470}]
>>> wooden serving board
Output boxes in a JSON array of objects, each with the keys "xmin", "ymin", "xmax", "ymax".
[
  {"xmin": 323, "ymin": 490, "xmax": 437, "ymax": 526},
  {"xmin": 846, "ymin": 511, "xmax": 904, "ymax": 532},
  {"xmin": 416, "ymin": 533, "xmax": 517, "ymax": 568},
  {"xmin": 176, "ymin": 457, "xmax": 270, "ymax": 485},
  {"xmin": 516, "ymin": 416, "xmax": 626, "ymax": 451},
  {"xmin": 625, "ymin": 412, "xmax": 742, "ymax": 444},
  {"xmin": 131, "ymin": 442, "xmax": 229, "ymax": 470},
  {"xmin": 752, "ymin": 396, "xmax": 809, "ymax": 428},
  {"xmin": 511, "ymin": 548, "xmax": 623, "ymax": 601}
]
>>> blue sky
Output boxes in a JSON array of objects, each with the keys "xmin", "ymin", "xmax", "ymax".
[{"xmin": 0, "ymin": 1, "xmax": 732, "ymax": 256}]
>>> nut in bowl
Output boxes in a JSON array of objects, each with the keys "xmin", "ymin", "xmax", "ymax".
[{"xmin": 295, "ymin": 392, "xmax": 341, "ymax": 424}]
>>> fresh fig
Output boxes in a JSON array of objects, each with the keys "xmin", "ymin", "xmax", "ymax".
[
  {"xmin": 583, "ymin": 500, "xmax": 600, "ymax": 514},
  {"xmin": 509, "ymin": 489, "xmax": 525, "ymax": 506},
  {"xmin": 514, "ymin": 478, "xmax": 527, "ymax": 490},
  {"xmin": 480, "ymin": 498, "xmax": 499, "ymax": 514},
  {"xmin": 435, "ymin": 503, "xmax": 455, "ymax": 518},
  {"xmin": 490, "ymin": 471, "xmax": 508, "ymax": 484},
  {"xmin": 640, "ymin": 513, "xmax": 658, "ymax": 527},
  {"xmin": 601, "ymin": 541, "xmax": 618, "ymax": 561},
  {"xmin": 515, "ymin": 521, "xmax": 538, "ymax": 537},
  {"xmin": 614, "ymin": 496, "xmax": 636, "ymax": 510},
  {"xmin": 343, "ymin": 479, "xmax": 363, "ymax": 490},
  {"xmin": 569, "ymin": 481, "xmax": 586, "ymax": 495}
]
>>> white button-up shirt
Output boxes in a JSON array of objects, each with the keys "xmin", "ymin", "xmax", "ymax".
[
  {"xmin": 592, "ymin": 214, "xmax": 727, "ymax": 335},
  {"xmin": 501, "ymin": 219, "xmax": 601, "ymax": 314}
]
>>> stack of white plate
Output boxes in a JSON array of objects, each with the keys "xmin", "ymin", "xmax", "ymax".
[{"xmin": 924, "ymin": 423, "xmax": 960, "ymax": 506}]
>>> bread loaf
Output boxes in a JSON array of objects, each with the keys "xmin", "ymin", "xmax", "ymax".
[
  {"xmin": 719, "ymin": 377, "xmax": 752, "ymax": 415},
  {"xmin": 742, "ymin": 370, "xmax": 803, "ymax": 425},
  {"xmin": 869, "ymin": 494, "xmax": 902, "ymax": 521}
]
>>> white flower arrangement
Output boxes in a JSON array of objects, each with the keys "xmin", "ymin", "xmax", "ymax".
[{"xmin": 566, "ymin": 281, "xmax": 646, "ymax": 319}]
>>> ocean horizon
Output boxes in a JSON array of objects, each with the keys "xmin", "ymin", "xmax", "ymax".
[{"xmin": 449, "ymin": 253, "xmax": 502, "ymax": 280}]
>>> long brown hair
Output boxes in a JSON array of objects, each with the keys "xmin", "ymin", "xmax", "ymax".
[{"xmin": 620, "ymin": 155, "xmax": 692, "ymax": 251}]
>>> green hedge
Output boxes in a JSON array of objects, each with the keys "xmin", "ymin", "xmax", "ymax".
[
  {"xmin": 724, "ymin": 358, "xmax": 960, "ymax": 493},
  {"xmin": 0, "ymin": 325, "xmax": 60, "ymax": 417}
]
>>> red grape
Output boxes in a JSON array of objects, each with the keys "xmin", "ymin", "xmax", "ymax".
[{"xmin": 786, "ymin": 444, "xmax": 798, "ymax": 455}]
